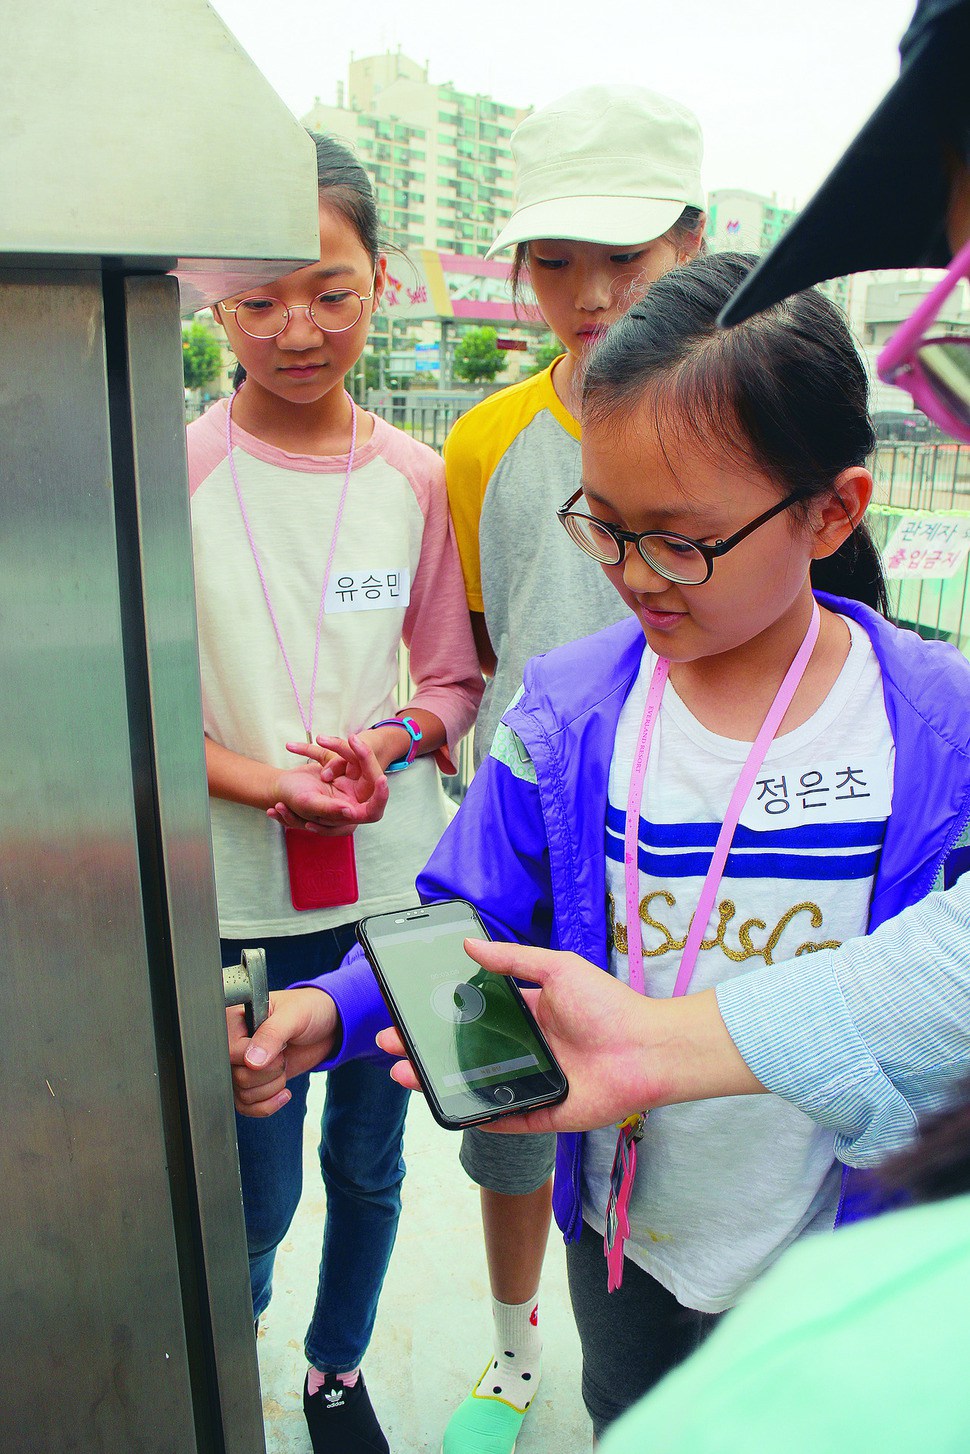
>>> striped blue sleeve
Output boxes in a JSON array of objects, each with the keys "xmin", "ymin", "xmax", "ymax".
[{"xmin": 716, "ymin": 874, "xmax": 970, "ymax": 1167}]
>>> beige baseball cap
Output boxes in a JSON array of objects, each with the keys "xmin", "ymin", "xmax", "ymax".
[{"xmin": 486, "ymin": 84, "xmax": 705, "ymax": 258}]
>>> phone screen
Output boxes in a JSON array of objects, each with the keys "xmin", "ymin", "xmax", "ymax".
[{"xmin": 359, "ymin": 901, "xmax": 566, "ymax": 1126}]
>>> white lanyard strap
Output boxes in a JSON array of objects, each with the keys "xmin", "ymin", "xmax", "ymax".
[
  {"xmin": 624, "ymin": 601, "xmax": 822, "ymax": 997},
  {"xmin": 225, "ymin": 388, "xmax": 358, "ymax": 742}
]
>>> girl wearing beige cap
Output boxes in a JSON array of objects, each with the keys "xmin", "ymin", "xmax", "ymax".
[{"xmin": 441, "ymin": 84, "xmax": 705, "ymax": 1454}]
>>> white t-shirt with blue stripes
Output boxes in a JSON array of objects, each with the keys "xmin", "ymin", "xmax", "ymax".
[{"xmin": 582, "ymin": 615, "xmax": 894, "ymax": 1312}]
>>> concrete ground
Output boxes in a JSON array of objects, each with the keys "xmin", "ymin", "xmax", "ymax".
[{"xmin": 255, "ymin": 1076, "xmax": 591, "ymax": 1454}]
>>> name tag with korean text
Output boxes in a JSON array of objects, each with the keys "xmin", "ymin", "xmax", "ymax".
[
  {"xmin": 739, "ymin": 754, "xmax": 893, "ymax": 829},
  {"xmin": 325, "ymin": 568, "xmax": 411, "ymax": 614}
]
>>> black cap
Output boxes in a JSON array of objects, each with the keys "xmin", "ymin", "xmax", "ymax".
[{"xmin": 720, "ymin": 0, "xmax": 970, "ymax": 327}]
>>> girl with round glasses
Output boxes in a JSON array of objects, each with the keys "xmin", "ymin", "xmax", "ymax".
[
  {"xmin": 199, "ymin": 132, "xmax": 482, "ymax": 1454},
  {"xmin": 229, "ymin": 249, "xmax": 970, "ymax": 1439}
]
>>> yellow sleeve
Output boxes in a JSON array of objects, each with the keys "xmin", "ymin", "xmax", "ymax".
[
  {"xmin": 443, "ymin": 410, "xmax": 487, "ymax": 614},
  {"xmin": 443, "ymin": 372, "xmax": 555, "ymax": 615}
]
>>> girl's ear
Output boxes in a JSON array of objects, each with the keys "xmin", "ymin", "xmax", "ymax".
[
  {"xmin": 678, "ymin": 213, "xmax": 707, "ymax": 263},
  {"xmin": 372, "ymin": 255, "xmax": 388, "ymax": 312},
  {"xmin": 812, "ymin": 467, "xmax": 873, "ymax": 560}
]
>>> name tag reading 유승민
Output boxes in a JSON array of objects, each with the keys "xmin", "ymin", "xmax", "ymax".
[
  {"xmin": 739, "ymin": 754, "xmax": 894, "ymax": 830},
  {"xmin": 325, "ymin": 568, "xmax": 411, "ymax": 614}
]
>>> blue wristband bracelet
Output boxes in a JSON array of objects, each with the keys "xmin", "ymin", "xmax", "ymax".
[{"xmin": 371, "ymin": 715, "xmax": 423, "ymax": 772}]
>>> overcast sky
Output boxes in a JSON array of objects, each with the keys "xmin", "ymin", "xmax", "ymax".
[{"xmin": 211, "ymin": 0, "xmax": 915, "ymax": 209}]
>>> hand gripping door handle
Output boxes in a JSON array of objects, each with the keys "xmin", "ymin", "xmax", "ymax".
[{"xmin": 222, "ymin": 947, "xmax": 269, "ymax": 1035}]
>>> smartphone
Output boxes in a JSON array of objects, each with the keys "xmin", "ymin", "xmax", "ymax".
[
  {"xmin": 284, "ymin": 828, "xmax": 359, "ymax": 911},
  {"xmin": 357, "ymin": 899, "xmax": 568, "ymax": 1129}
]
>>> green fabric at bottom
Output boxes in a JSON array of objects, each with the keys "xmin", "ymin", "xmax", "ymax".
[
  {"xmin": 600, "ymin": 1193, "xmax": 970, "ymax": 1453},
  {"xmin": 441, "ymin": 1378, "xmax": 528, "ymax": 1454}
]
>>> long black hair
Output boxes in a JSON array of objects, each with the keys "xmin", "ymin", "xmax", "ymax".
[
  {"xmin": 306, "ymin": 131, "xmax": 382, "ymax": 266},
  {"xmin": 231, "ymin": 132, "xmax": 383, "ymax": 389},
  {"xmin": 583, "ymin": 251, "xmax": 889, "ymax": 614}
]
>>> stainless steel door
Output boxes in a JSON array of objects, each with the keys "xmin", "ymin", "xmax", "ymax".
[{"xmin": 0, "ymin": 270, "xmax": 264, "ymax": 1452}]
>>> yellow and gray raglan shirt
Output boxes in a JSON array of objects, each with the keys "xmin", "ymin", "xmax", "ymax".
[{"xmin": 444, "ymin": 361, "xmax": 629, "ymax": 767}]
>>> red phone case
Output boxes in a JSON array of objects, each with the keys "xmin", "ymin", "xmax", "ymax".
[{"xmin": 284, "ymin": 829, "xmax": 359, "ymax": 911}]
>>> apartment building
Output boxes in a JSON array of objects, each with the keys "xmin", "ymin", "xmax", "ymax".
[
  {"xmin": 301, "ymin": 51, "xmax": 529, "ymax": 257},
  {"xmin": 707, "ymin": 187, "xmax": 850, "ymax": 314},
  {"xmin": 707, "ymin": 187, "xmax": 795, "ymax": 254}
]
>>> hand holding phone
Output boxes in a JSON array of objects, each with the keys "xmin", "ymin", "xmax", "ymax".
[{"xmin": 357, "ymin": 900, "xmax": 568, "ymax": 1129}]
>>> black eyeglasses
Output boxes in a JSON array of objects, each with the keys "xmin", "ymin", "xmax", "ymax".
[{"xmin": 557, "ymin": 487, "xmax": 803, "ymax": 585}]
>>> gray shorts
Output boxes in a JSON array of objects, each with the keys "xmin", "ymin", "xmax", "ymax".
[{"xmin": 459, "ymin": 1125, "xmax": 557, "ymax": 1195}]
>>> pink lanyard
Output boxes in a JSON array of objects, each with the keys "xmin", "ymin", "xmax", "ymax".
[
  {"xmin": 605, "ymin": 600, "xmax": 821, "ymax": 1292},
  {"xmin": 623, "ymin": 600, "xmax": 821, "ymax": 998},
  {"xmin": 225, "ymin": 388, "xmax": 358, "ymax": 745}
]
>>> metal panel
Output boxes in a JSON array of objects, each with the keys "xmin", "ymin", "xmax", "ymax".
[
  {"xmin": 1, "ymin": 1, "xmax": 318, "ymax": 309},
  {"xmin": 0, "ymin": 273, "xmax": 198, "ymax": 1451},
  {"xmin": 117, "ymin": 271, "xmax": 265, "ymax": 1448}
]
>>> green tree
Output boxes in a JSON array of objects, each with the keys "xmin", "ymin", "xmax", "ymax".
[
  {"xmin": 182, "ymin": 321, "xmax": 223, "ymax": 392},
  {"xmin": 525, "ymin": 339, "xmax": 563, "ymax": 377},
  {"xmin": 453, "ymin": 326, "xmax": 509, "ymax": 385}
]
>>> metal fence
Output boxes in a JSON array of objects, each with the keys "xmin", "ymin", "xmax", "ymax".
[
  {"xmin": 871, "ymin": 441, "xmax": 970, "ymax": 511},
  {"xmin": 869, "ymin": 443, "xmax": 970, "ymax": 656},
  {"xmin": 367, "ymin": 395, "xmax": 480, "ymax": 451}
]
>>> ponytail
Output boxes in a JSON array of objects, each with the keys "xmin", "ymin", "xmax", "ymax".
[{"xmin": 811, "ymin": 527, "xmax": 889, "ymax": 614}]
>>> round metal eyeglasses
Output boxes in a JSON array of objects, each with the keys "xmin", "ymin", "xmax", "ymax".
[
  {"xmin": 557, "ymin": 487, "xmax": 803, "ymax": 585},
  {"xmin": 221, "ymin": 275, "xmax": 378, "ymax": 339}
]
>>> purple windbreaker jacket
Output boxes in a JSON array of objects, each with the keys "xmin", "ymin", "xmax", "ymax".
[{"xmin": 309, "ymin": 594, "xmax": 970, "ymax": 1239}]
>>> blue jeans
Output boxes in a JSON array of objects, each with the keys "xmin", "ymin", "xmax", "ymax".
[{"xmin": 224, "ymin": 923, "xmax": 410, "ymax": 1373}]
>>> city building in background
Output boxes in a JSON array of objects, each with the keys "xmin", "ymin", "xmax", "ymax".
[
  {"xmin": 860, "ymin": 270, "xmax": 970, "ymax": 352},
  {"xmin": 229, "ymin": 72, "xmax": 969, "ymax": 425},
  {"xmin": 300, "ymin": 50, "xmax": 548, "ymax": 388},
  {"xmin": 707, "ymin": 187, "xmax": 796, "ymax": 254},
  {"xmin": 706, "ymin": 187, "xmax": 850, "ymax": 314},
  {"xmin": 302, "ymin": 50, "xmax": 528, "ymax": 257},
  {"xmin": 855, "ymin": 268, "xmax": 970, "ymax": 430},
  {"xmin": 701, "ymin": 188, "xmax": 961, "ymax": 433}
]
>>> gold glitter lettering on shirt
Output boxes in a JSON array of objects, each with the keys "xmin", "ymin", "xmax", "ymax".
[{"xmin": 606, "ymin": 890, "xmax": 842, "ymax": 968}]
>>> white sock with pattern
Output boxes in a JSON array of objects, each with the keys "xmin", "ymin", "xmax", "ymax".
[{"xmin": 475, "ymin": 1295, "xmax": 542, "ymax": 1413}]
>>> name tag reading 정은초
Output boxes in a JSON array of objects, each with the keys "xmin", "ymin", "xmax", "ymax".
[{"xmin": 738, "ymin": 754, "xmax": 893, "ymax": 830}]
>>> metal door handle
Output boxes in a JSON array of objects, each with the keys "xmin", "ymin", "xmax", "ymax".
[{"xmin": 222, "ymin": 948, "xmax": 269, "ymax": 1035}]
